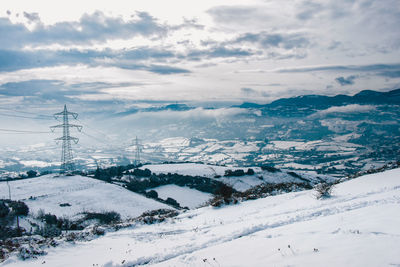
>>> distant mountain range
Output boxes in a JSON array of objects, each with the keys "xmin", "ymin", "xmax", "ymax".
[
  {"xmin": 241, "ymin": 88, "xmax": 400, "ymax": 108},
  {"xmin": 1, "ymin": 88, "xmax": 399, "ymax": 177}
]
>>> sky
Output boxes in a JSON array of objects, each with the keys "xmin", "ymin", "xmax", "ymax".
[{"xmin": 0, "ymin": 0, "xmax": 399, "ymax": 110}]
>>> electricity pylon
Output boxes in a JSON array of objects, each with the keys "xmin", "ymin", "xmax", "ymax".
[
  {"xmin": 50, "ymin": 105, "xmax": 82, "ymax": 175},
  {"xmin": 133, "ymin": 136, "xmax": 142, "ymax": 166}
]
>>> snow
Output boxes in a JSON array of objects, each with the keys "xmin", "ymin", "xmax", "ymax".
[
  {"xmin": 141, "ymin": 163, "xmax": 255, "ymax": 178},
  {"xmin": 149, "ymin": 185, "xmax": 212, "ymax": 209},
  {"xmin": 19, "ymin": 160, "xmax": 54, "ymax": 168},
  {"xmin": 0, "ymin": 174, "xmax": 170, "ymax": 219},
  {"xmin": 3, "ymin": 168, "xmax": 400, "ymax": 267},
  {"xmin": 140, "ymin": 163, "xmax": 327, "ymax": 191}
]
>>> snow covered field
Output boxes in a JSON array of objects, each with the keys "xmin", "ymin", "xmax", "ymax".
[
  {"xmin": 3, "ymin": 168, "xmax": 400, "ymax": 266},
  {"xmin": 149, "ymin": 185, "xmax": 212, "ymax": 209},
  {"xmin": 0, "ymin": 175, "xmax": 170, "ymax": 219},
  {"xmin": 140, "ymin": 163, "xmax": 248, "ymax": 177},
  {"xmin": 140, "ymin": 163, "xmax": 332, "ymax": 191}
]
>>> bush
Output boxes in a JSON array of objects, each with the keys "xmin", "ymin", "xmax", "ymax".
[
  {"xmin": 287, "ymin": 171, "xmax": 302, "ymax": 179},
  {"xmin": 0, "ymin": 202, "xmax": 10, "ymax": 218},
  {"xmin": 224, "ymin": 169, "xmax": 245, "ymax": 177},
  {"xmin": 133, "ymin": 168, "xmax": 152, "ymax": 177},
  {"xmin": 246, "ymin": 168, "xmax": 255, "ymax": 175},
  {"xmin": 7, "ymin": 201, "xmax": 29, "ymax": 216},
  {"xmin": 165, "ymin": 197, "xmax": 180, "ymax": 207},
  {"xmin": 214, "ymin": 184, "xmax": 234, "ymax": 199},
  {"xmin": 26, "ymin": 170, "xmax": 37, "ymax": 178},
  {"xmin": 83, "ymin": 211, "xmax": 121, "ymax": 224},
  {"xmin": 34, "ymin": 224, "xmax": 61, "ymax": 238},
  {"xmin": 314, "ymin": 182, "xmax": 334, "ymax": 199},
  {"xmin": 43, "ymin": 214, "xmax": 58, "ymax": 225},
  {"xmin": 136, "ymin": 209, "xmax": 179, "ymax": 224},
  {"xmin": 146, "ymin": 190, "xmax": 158, "ymax": 199},
  {"xmin": 0, "ymin": 226, "xmax": 22, "ymax": 239},
  {"xmin": 261, "ymin": 165, "xmax": 280, "ymax": 173}
]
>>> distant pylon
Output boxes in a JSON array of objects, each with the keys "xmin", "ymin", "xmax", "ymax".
[
  {"xmin": 50, "ymin": 105, "xmax": 82, "ymax": 175},
  {"xmin": 133, "ymin": 136, "xmax": 142, "ymax": 166}
]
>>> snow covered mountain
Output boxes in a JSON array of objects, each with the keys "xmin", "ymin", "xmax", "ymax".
[{"xmin": 2, "ymin": 167, "xmax": 399, "ymax": 266}]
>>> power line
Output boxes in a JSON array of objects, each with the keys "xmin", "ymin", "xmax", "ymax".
[
  {"xmin": 0, "ymin": 112, "xmax": 52, "ymax": 120},
  {"xmin": 0, "ymin": 128, "xmax": 51, "ymax": 134},
  {"xmin": 76, "ymin": 118, "xmax": 114, "ymax": 142},
  {"xmin": 0, "ymin": 107, "xmax": 53, "ymax": 118},
  {"xmin": 81, "ymin": 131, "xmax": 105, "ymax": 144}
]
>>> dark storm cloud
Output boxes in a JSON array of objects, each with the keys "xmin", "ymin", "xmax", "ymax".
[
  {"xmin": 335, "ymin": 75, "xmax": 357, "ymax": 86},
  {"xmin": 0, "ymin": 11, "xmax": 167, "ymax": 49}
]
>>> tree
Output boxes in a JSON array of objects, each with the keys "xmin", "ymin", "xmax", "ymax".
[
  {"xmin": 247, "ymin": 168, "xmax": 255, "ymax": 175},
  {"xmin": 146, "ymin": 190, "xmax": 158, "ymax": 199},
  {"xmin": 27, "ymin": 170, "xmax": 37, "ymax": 178},
  {"xmin": 9, "ymin": 201, "xmax": 29, "ymax": 216},
  {"xmin": 165, "ymin": 197, "xmax": 180, "ymax": 207}
]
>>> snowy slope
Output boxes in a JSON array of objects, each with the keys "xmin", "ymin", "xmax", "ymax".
[
  {"xmin": 140, "ymin": 163, "xmax": 332, "ymax": 191},
  {"xmin": 3, "ymin": 168, "xmax": 400, "ymax": 266},
  {"xmin": 149, "ymin": 185, "xmax": 212, "ymax": 209},
  {"xmin": 140, "ymin": 163, "xmax": 239, "ymax": 177},
  {"xmin": 0, "ymin": 174, "xmax": 170, "ymax": 219}
]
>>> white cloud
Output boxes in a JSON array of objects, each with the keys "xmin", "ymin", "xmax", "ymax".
[{"xmin": 313, "ymin": 104, "xmax": 376, "ymax": 117}]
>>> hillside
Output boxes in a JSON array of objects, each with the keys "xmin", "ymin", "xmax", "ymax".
[
  {"xmin": 3, "ymin": 168, "xmax": 400, "ymax": 266},
  {"xmin": 0, "ymin": 174, "xmax": 171, "ymax": 220},
  {"xmin": 139, "ymin": 163, "xmax": 333, "ymax": 191}
]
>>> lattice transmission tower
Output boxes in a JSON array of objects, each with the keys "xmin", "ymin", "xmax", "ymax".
[
  {"xmin": 133, "ymin": 136, "xmax": 142, "ymax": 166},
  {"xmin": 50, "ymin": 105, "xmax": 82, "ymax": 174}
]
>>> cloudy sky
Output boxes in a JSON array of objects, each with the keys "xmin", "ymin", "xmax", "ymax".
[{"xmin": 0, "ymin": 0, "xmax": 400, "ymax": 110}]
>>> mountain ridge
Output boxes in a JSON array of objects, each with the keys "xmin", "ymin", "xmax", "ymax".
[{"xmin": 236, "ymin": 88, "xmax": 400, "ymax": 110}]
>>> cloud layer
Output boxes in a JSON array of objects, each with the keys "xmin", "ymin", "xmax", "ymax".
[{"xmin": 0, "ymin": 0, "xmax": 399, "ymax": 108}]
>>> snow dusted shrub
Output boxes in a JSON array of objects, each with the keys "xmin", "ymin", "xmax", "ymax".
[
  {"xmin": 91, "ymin": 226, "xmax": 105, "ymax": 236},
  {"xmin": 83, "ymin": 211, "xmax": 121, "ymax": 224},
  {"xmin": 18, "ymin": 243, "xmax": 46, "ymax": 260},
  {"xmin": 34, "ymin": 224, "xmax": 62, "ymax": 238},
  {"xmin": 314, "ymin": 182, "xmax": 334, "ymax": 199},
  {"xmin": 261, "ymin": 165, "xmax": 280, "ymax": 173},
  {"xmin": 209, "ymin": 184, "xmax": 237, "ymax": 207},
  {"xmin": 136, "ymin": 209, "xmax": 179, "ymax": 224}
]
